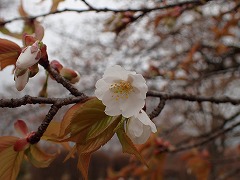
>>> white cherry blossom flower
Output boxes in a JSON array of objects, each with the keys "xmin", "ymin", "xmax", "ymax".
[
  {"xmin": 126, "ymin": 110, "xmax": 157, "ymax": 144},
  {"xmin": 95, "ymin": 65, "xmax": 148, "ymax": 118},
  {"xmin": 16, "ymin": 41, "xmax": 41, "ymax": 69},
  {"xmin": 14, "ymin": 68, "xmax": 30, "ymax": 91}
]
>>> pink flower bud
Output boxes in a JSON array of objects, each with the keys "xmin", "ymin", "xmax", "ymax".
[
  {"xmin": 50, "ymin": 60, "xmax": 63, "ymax": 73},
  {"xmin": 60, "ymin": 67, "xmax": 80, "ymax": 84},
  {"xmin": 14, "ymin": 120, "xmax": 29, "ymax": 137},
  {"xmin": 16, "ymin": 41, "xmax": 41, "ymax": 69},
  {"xmin": 14, "ymin": 68, "xmax": 30, "ymax": 91}
]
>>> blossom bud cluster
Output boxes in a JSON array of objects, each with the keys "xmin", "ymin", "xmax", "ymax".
[
  {"xmin": 50, "ymin": 60, "xmax": 80, "ymax": 84},
  {"xmin": 14, "ymin": 39, "xmax": 42, "ymax": 91},
  {"xmin": 95, "ymin": 65, "xmax": 157, "ymax": 144}
]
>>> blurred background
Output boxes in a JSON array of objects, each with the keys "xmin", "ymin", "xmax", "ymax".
[{"xmin": 0, "ymin": 0, "xmax": 240, "ymax": 179}]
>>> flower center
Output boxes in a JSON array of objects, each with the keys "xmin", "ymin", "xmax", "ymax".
[{"xmin": 110, "ymin": 80, "xmax": 134, "ymax": 100}]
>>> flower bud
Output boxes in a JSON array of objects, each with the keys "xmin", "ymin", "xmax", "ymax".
[
  {"xmin": 16, "ymin": 41, "xmax": 41, "ymax": 69},
  {"xmin": 14, "ymin": 68, "xmax": 30, "ymax": 91},
  {"xmin": 50, "ymin": 60, "xmax": 63, "ymax": 73},
  {"xmin": 60, "ymin": 67, "xmax": 80, "ymax": 84},
  {"xmin": 14, "ymin": 120, "xmax": 29, "ymax": 137},
  {"xmin": 29, "ymin": 63, "xmax": 39, "ymax": 78}
]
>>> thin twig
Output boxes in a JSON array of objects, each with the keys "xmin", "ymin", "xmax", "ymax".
[
  {"xmin": 43, "ymin": 63, "xmax": 86, "ymax": 97},
  {"xmin": 28, "ymin": 104, "xmax": 61, "ymax": 144},
  {"xmin": 148, "ymin": 98, "xmax": 166, "ymax": 119},
  {"xmin": 147, "ymin": 91, "xmax": 240, "ymax": 105},
  {"xmin": 0, "ymin": 95, "xmax": 89, "ymax": 108},
  {"xmin": 0, "ymin": 0, "xmax": 213, "ymax": 26}
]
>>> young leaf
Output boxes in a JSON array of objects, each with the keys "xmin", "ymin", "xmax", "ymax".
[
  {"xmin": 25, "ymin": 145, "xmax": 57, "ymax": 168},
  {"xmin": 77, "ymin": 153, "xmax": 91, "ymax": 180},
  {"xmin": 51, "ymin": 0, "xmax": 65, "ymax": 12},
  {"xmin": 33, "ymin": 21, "xmax": 45, "ymax": 41},
  {"xmin": 42, "ymin": 121, "xmax": 61, "ymax": 140},
  {"xmin": 60, "ymin": 98, "xmax": 91, "ymax": 137},
  {"xmin": 18, "ymin": 0, "xmax": 29, "ymax": 17},
  {"xmin": 0, "ymin": 39, "xmax": 21, "ymax": 70},
  {"xmin": 0, "ymin": 146, "xmax": 24, "ymax": 180},
  {"xmin": 77, "ymin": 116, "xmax": 121, "ymax": 154},
  {"xmin": 117, "ymin": 127, "xmax": 147, "ymax": 167},
  {"xmin": 64, "ymin": 98, "xmax": 108, "ymax": 142},
  {"xmin": 0, "ymin": 136, "xmax": 18, "ymax": 152},
  {"xmin": 0, "ymin": 27, "xmax": 22, "ymax": 39}
]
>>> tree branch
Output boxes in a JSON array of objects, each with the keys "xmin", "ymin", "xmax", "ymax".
[
  {"xmin": 41, "ymin": 62, "xmax": 86, "ymax": 97},
  {"xmin": 28, "ymin": 104, "xmax": 61, "ymax": 144},
  {"xmin": 0, "ymin": 0, "xmax": 213, "ymax": 26},
  {"xmin": 147, "ymin": 91, "xmax": 240, "ymax": 105},
  {"xmin": 148, "ymin": 98, "xmax": 166, "ymax": 119}
]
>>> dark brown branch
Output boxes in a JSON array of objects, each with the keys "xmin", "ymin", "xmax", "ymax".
[
  {"xmin": 42, "ymin": 62, "xmax": 86, "ymax": 97},
  {"xmin": 0, "ymin": 95, "xmax": 89, "ymax": 108},
  {"xmin": 81, "ymin": 0, "xmax": 94, "ymax": 9},
  {"xmin": 147, "ymin": 91, "xmax": 240, "ymax": 105},
  {"xmin": 0, "ymin": 0, "xmax": 213, "ymax": 26},
  {"xmin": 28, "ymin": 104, "xmax": 61, "ymax": 144},
  {"xmin": 148, "ymin": 98, "xmax": 166, "ymax": 119}
]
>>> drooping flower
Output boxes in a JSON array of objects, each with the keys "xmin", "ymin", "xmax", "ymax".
[
  {"xmin": 126, "ymin": 110, "xmax": 157, "ymax": 144},
  {"xmin": 16, "ymin": 41, "xmax": 41, "ymax": 69},
  {"xmin": 95, "ymin": 65, "xmax": 148, "ymax": 118},
  {"xmin": 14, "ymin": 68, "xmax": 30, "ymax": 91}
]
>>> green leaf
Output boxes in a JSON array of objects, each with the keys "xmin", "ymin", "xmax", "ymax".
[
  {"xmin": 0, "ymin": 39, "xmax": 21, "ymax": 70},
  {"xmin": 60, "ymin": 98, "xmax": 91, "ymax": 138},
  {"xmin": 25, "ymin": 145, "xmax": 57, "ymax": 168},
  {"xmin": 0, "ymin": 139, "xmax": 24, "ymax": 180},
  {"xmin": 77, "ymin": 116, "xmax": 121, "ymax": 154},
  {"xmin": 117, "ymin": 126, "xmax": 148, "ymax": 167},
  {"xmin": 64, "ymin": 98, "xmax": 108, "ymax": 142},
  {"xmin": 86, "ymin": 115, "xmax": 121, "ymax": 141}
]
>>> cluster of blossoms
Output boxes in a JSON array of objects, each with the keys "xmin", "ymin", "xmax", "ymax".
[
  {"xmin": 14, "ymin": 40, "xmax": 42, "ymax": 91},
  {"xmin": 14, "ymin": 34, "xmax": 80, "ymax": 91},
  {"xmin": 95, "ymin": 65, "xmax": 157, "ymax": 144}
]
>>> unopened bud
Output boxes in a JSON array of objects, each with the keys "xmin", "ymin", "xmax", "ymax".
[
  {"xmin": 60, "ymin": 67, "xmax": 80, "ymax": 84},
  {"xmin": 29, "ymin": 63, "xmax": 39, "ymax": 77},
  {"xmin": 16, "ymin": 41, "xmax": 41, "ymax": 69},
  {"xmin": 14, "ymin": 120, "xmax": 29, "ymax": 137},
  {"xmin": 14, "ymin": 68, "xmax": 29, "ymax": 91},
  {"xmin": 50, "ymin": 60, "xmax": 63, "ymax": 73}
]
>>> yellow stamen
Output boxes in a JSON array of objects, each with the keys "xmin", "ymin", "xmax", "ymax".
[{"xmin": 110, "ymin": 80, "xmax": 133, "ymax": 101}]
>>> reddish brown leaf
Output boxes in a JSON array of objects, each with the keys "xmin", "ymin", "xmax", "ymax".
[{"xmin": 0, "ymin": 39, "xmax": 21, "ymax": 70}]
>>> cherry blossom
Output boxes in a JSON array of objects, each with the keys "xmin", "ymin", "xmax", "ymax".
[
  {"xmin": 126, "ymin": 110, "xmax": 157, "ymax": 144},
  {"xmin": 95, "ymin": 65, "xmax": 148, "ymax": 118}
]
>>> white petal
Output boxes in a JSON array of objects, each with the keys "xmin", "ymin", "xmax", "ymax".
[
  {"xmin": 95, "ymin": 79, "xmax": 111, "ymax": 100},
  {"xmin": 15, "ymin": 69, "xmax": 29, "ymax": 91},
  {"xmin": 16, "ymin": 46, "xmax": 40, "ymax": 69},
  {"xmin": 121, "ymin": 94, "xmax": 145, "ymax": 118},
  {"xmin": 103, "ymin": 65, "xmax": 135, "ymax": 81},
  {"xmin": 127, "ymin": 117, "xmax": 143, "ymax": 137},
  {"xmin": 126, "ymin": 118, "xmax": 152, "ymax": 144},
  {"xmin": 136, "ymin": 110, "xmax": 157, "ymax": 133},
  {"xmin": 105, "ymin": 105, "xmax": 121, "ymax": 116},
  {"xmin": 129, "ymin": 74, "xmax": 148, "ymax": 97},
  {"xmin": 101, "ymin": 90, "xmax": 120, "ymax": 107}
]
